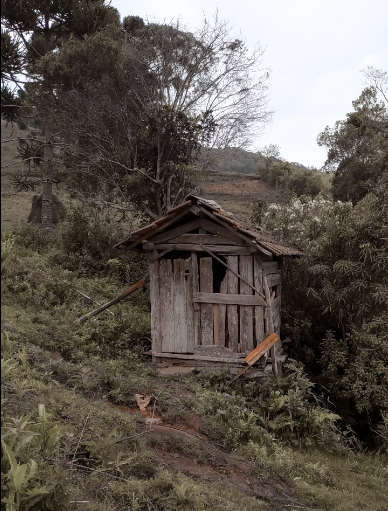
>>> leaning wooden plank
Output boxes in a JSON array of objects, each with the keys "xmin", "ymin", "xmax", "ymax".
[
  {"xmin": 173, "ymin": 259, "xmax": 186, "ymax": 353},
  {"xmin": 254, "ymin": 254, "xmax": 265, "ymax": 347},
  {"xmin": 219, "ymin": 276, "xmax": 227, "ymax": 347},
  {"xmin": 228, "ymin": 333, "xmax": 279, "ymax": 384},
  {"xmin": 200, "ymin": 257, "xmax": 213, "ymax": 346},
  {"xmin": 267, "ymin": 272, "xmax": 281, "ymax": 288},
  {"xmin": 159, "ymin": 259, "xmax": 175, "ymax": 353},
  {"xmin": 227, "ymin": 256, "xmax": 239, "ymax": 352},
  {"xmin": 199, "ymin": 244, "xmax": 266, "ymax": 299},
  {"xmin": 77, "ymin": 276, "xmax": 149, "ymax": 324},
  {"xmin": 153, "ymin": 243, "xmax": 255, "ymax": 254},
  {"xmin": 239, "ymin": 255, "xmax": 254, "ymax": 353},
  {"xmin": 191, "ymin": 252, "xmax": 201, "ymax": 346},
  {"xmin": 186, "ymin": 266, "xmax": 195, "ymax": 353},
  {"xmin": 148, "ymin": 218, "xmax": 203, "ymax": 244},
  {"xmin": 193, "ymin": 292, "xmax": 265, "ymax": 306},
  {"xmin": 149, "ymin": 260, "xmax": 161, "ymax": 354},
  {"xmin": 167, "ymin": 234, "xmax": 239, "ymax": 245}
]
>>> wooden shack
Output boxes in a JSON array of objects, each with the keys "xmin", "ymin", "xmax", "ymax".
[{"xmin": 115, "ymin": 195, "xmax": 302, "ymax": 375}]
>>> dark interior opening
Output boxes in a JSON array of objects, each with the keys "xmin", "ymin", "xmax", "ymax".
[{"xmin": 212, "ymin": 255, "xmax": 227, "ymax": 293}]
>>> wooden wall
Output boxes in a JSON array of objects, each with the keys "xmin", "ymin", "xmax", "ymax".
[{"xmin": 149, "ymin": 253, "xmax": 281, "ymax": 355}]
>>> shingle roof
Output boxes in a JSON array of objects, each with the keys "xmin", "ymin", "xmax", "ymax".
[{"xmin": 114, "ymin": 195, "xmax": 303, "ymax": 257}]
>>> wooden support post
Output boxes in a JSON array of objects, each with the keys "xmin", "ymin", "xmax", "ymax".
[
  {"xmin": 239, "ymin": 255, "xmax": 254, "ymax": 353},
  {"xmin": 149, "ymin": 260, "xmax": 161, "ymax": 356},
  {"xmin": 159, "ymin": 259, "xmax": 174, "ymax": 353},
  {"xmin": 263, "ymin": 271, "xmax": 279, "ymax": 375},
  {"xmin": 173, "ymin": 259, "xmax": 186, "ymax": 353},
  {"xmin": 191, "ymin": 252, "xmax": 201, "ymax": 346},
  {"xmin": 186, "ymin": 267, "xmax": 195, "ymax": 353},
  {"xmin": 254, "ymin": 254, "xmax": 265, "ymax": 348},
  {"xmin": 226, "ymin": 256, "xmax": 239, "ymax": 352}
]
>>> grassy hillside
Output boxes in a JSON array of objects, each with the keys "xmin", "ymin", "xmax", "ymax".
[
  {"xmin": 2, "ymin": 120, "xmax": 386, "ymax": 511},
  {"xmin": 1, "ymin": 122, "xmax": 285, "ymax": 229},
  {"xmin": 2, "ymin": 227, "xmax": 387, "ymax": 511}
]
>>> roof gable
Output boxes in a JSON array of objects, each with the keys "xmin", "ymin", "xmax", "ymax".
[{"xmin": 114, "ymin": 195, "xmax": 303, "ymax": 257}]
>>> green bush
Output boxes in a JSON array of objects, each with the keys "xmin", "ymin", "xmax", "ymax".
[{"xmin": 251, "ymin": 190, "xmax": 388, "ymax": 441}]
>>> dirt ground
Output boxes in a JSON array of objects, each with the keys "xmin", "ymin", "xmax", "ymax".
[
  {"xmin": 199, "ymin": 171, "xmax": 286, "ymax": 220},
  {"xmin": 106, "ymin": 398, "xmax": 307, "ymax": 508}
]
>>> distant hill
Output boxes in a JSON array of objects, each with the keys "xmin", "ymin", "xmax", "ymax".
[{"xmin": 208, "ymin": 147, "xmax": 264, "ymax": 174}]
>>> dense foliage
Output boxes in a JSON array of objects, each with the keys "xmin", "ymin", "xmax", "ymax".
[
  {"xmin": 317, "ymin": 87, "xmax": 388, "ymax": 203},
  {"xmin": 252, "ymin": 187, "xmax": 388, "ymax": 440}
]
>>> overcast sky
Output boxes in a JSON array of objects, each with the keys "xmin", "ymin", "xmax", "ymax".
[{"xmin": 111, "ymin": 0, "xmax": 387, "ymax": 168}]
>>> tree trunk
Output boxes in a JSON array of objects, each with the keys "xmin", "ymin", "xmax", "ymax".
[
  {"xmin": 42, "ymin": 15, "xmax": 54, "ymax": 235},
  {"xmin": 41, "ymin": 123, "xmax": 54, "ymax": 233}
]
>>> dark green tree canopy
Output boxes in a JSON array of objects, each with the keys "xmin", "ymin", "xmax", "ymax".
[
  {"xmin": 317, "ymin": 87, "xmax": 388, "ymax": 203},
  {"xmin": 40, "ymin": 16, "xmax": 271, "ymax": 219}
]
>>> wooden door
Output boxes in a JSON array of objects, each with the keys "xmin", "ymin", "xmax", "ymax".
[{"xmin": 158, "ymin": 258, "xmax": 194, "ymax": 354}]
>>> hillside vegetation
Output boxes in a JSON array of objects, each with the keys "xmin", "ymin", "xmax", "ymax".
[
  {"xmin": 2, "ymin": 219, "xmax": 387, "ymax": 511},
  {"xmin": 2, "ymin": 126, "xmax": 388, "ymax": 510}
]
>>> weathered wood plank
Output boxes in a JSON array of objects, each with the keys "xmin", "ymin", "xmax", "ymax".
[
  {"xmin": 149, "ymin": 259, "xmax": 161, "ymax": 355},
  {"xmin": 194, "ymin": 345, "xmax": 240, "ymax": 358},
  {"xmin": 173, "ymin": 259, "xmax": 186, "ymax": 353},
  {"xmin": 168, "ymin": 234, "xmax": 238, "ymax": 245},
  {"xmin": 261, "ymin": 261, "xmax": 278, "ymax": 273},
  {"xmin": 200, "ymin": 257, "xmax": 213, "ymax": 346},
  {"xmin": 244, "ymin": 333, "xmax": 279, "ymax": 366},
  {"xmin": 186, "ymin": 265, "xmax": 195, "ymax": 353},
  {"xmin": 153, "ymin": 352, "xmax": 246, "ymax": 364},
  {"xmin": 191, "ymin": 252, "xmax": 201, "ymax": 346},
  {"xmin": 193, "ymin": 292, "xmax": 265, "ymax": 306},
  {"xmin": 159, "ymin": 259, "xmax": 174, "ymax": 353},
  {"xmin": 148, "ymin": 219, "xmax": 202, "ymax": 243},
  {"xmin": 219, "ymin": 276, "xmax": 227, "ymax": 347},
  {"xmin": 267, "ymin": 272, "xmax": 281, "ymax": 288},
  {"xmin": 213, "ymin": 304, "xmax": 219, "ymax": 345},
  {"xmin": 240, "ymin": 255, "xmax": 254, "ymax": 353},
  {"xmin": 199, "ymin": 218, "xmax": 244, "ymax": 245},
  {"xmin": 152, "ymin": 243, "xmax": 255, "ymax": 254},
  {"xmin": 226, "ymin": 256, "xmax": 239, "ymax": 352},
  {"xmin": 272, "ymin": 296, "xmax": 281, "ymax": 311},
  {"xmin": 254, "ymin": 254, "xmax": 265, "ymax": 348}
]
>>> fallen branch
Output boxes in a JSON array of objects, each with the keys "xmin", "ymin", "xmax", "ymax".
[{"xmin": 77, "ymin": 275, "xmax": 149, "ymax": 324}]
